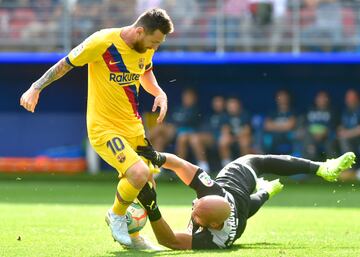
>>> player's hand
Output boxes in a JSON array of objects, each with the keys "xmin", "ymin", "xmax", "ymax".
[
  {"xmin": 137, "ymin": 139, "xmax": 166, "ymax": 167},
  {"xmin": 152, "ymin": 93, "xmax": 167, "ymax": 123},
  {"xmin": 20, "ymin": 85, "xmax": 40, "ymax": 113}
]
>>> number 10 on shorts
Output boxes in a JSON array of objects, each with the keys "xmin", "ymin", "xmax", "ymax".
[{"xmin": 106, "ymin": 137, "xmax": 125, "ymax": 155}]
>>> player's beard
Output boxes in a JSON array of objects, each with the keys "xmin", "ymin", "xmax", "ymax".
[{"xmin": 133, "ymin": 39, "xmax": 147, "ymax": 53}]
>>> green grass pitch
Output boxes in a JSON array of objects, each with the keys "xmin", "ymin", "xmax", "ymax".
[{"xmin": 1, "ymin": 173, "xmax": 360, "ymax": 257}]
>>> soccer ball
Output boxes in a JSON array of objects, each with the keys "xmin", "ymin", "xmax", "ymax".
[{"xmin": 126, "ymin": 202, "xmax": 148, "ymax": 234}]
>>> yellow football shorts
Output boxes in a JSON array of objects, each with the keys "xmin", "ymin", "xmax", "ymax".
[{"xmin": 90, "ymin": 133, "xmax": 158, "ymax": 177}]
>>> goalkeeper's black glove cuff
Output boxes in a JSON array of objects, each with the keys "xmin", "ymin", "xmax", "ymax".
[
  {"xmin": 155, "ymin": 153, "xmax": 166, "ymax": 167},
  {"xmin": 147, "ymin": 206, "xmax": 162, "ymax": 222}
]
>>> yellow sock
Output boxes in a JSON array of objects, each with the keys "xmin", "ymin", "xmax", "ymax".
[
  {"xmin": 130, "ymin": 231, "xmax": 140, "ymax": 238},
  {"xmin": 112, "ymin": 178, "xmax": 139, "ymax": 216}
]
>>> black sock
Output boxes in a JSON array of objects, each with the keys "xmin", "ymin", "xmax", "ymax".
[{"xmin": 248, "ymin": 190, "xmax": 269, "ymax": 218}]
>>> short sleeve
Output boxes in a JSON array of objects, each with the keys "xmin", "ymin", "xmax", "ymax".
[
  {"xmin": 192, "ymin": 230, "xmax": 221, "ymax": 249},
  {"xmin": 145, "ymin": 61, "xmax": 153, "ymax": 71},
  {"xmin": 144, "ymin": 49, "xmax": 154, "ymax": 71},
  {"xmin": 189, "ymin": 169, "xmax": 224, "ymax": 198},
  {"xmin": 66, "ymin": 30, "xmax": 106, "ymax": 67}
]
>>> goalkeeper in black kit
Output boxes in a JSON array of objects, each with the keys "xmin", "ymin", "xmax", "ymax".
[{"xmin": 136, "ymin": 141, "xmax": 355, "ymax": 250}]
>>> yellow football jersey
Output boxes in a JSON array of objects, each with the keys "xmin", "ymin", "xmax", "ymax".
[{"xmin": 66, "ymin": 28, "xmax": 154, "ymax": 145}]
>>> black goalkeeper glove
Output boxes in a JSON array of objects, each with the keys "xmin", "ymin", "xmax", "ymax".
[
  {"xmin": 136, "ymin": 138, "xmax": 166, "ymax": 167},
  {"xmin": 137, "ymin": 182, "xmax": 162, "ymax": 222}
]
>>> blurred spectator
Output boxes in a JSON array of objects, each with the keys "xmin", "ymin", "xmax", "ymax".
[
  {"xmin": 8, "ymin": 0, "xmax": 36, "ymax": 39},
  {"xmin": 148, "ymin": 119, "xmax": 176, "ymax": 153},
  {"xmin": 136, "ymin": 0, "xmax": 199, "ymax": 51},
  {"xmin": 171, "ymin": 88, "xmax": 209, "ymax": 171},
  {"xmin": 248, "ymin": 0, "xmax": 287, "ymax": 51},
  {"xmin": 302, "ymin": 91, "xmax": 338, "ymax": 161},
  {"xmin": 337, "ymin": 89, "xmax": 360, "ymax": 180},
  {"xmin": 102, "ymin": 0, "xmax": 135, "ymax": 28},
  {"xmin": 196, "ymin": 95, "xmax": 228, "ymax": 170},
  {"xmin": 2, "ymin": 0, "xmax": 360, "ymax": 52},
  {"xmin": 149, "ymin": 88, "xmax": 209, "ymax": 171},
  {"xmin": 21, "ymin": 0, "xmax": 62, "ymax": 50},
  {"xmin": 269, "ymin": 0, "xmax": 287, "ymax": 52},
  {"xmin": 301, "ymin": 0, "xmax": 343, "ymax": 52},
  {"xmin": 263, "ymin": 90, "xmax": 296, "ymax": 154},
  {"xmin": 161, "ymin": 0, "xmax": 199, "ymax": 50},
  {"xmin": 219, "ymin": 97, "xmax": 253, "ymax": 166},
  {"xmin": 71, "ymin": 0, "xmax": 103, "ymax": 40},
  {"xmin": 136, "ymin": 0, "xmax": 162, "ymax": 16},
  {"xmin": 223, "ymin": 0, "xmax": 250, "ymax": 50},
  {"xmin": 206, "ymin": 0, "xmax": 250, "ymax": 51}
]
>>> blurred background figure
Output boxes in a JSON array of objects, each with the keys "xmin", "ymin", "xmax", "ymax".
[
  {"xmin": 338, "ymin": 89, "xmax": 360, "ymax": 180},
  {"xmin": 248, "ymin": 0, "xmax": 288, "ymax": 52},
  {"xmin": 171, "ymin": 88, "xmax": 209, "ymax": 171},
  {"xmin": 301, "ymin": 0, "xmax": 344, "ymax": 52},
  {"xmin": 1, "ymin": 0, "xmax": 360, "ymax": 52},
  {"xmin": 20, "ymin": 0, "xmax": 62, "ymax": 51},
  {"xmin": 302, "ymin": 91, "xmax": 338, "ymax": 161},
  {"xmin": 102, "ymin": 0, "xmax": 136, "ymax": 28},
  {"xmin": 196, "ymin": 95, "xmax": 228, "ymax": 171},
  {"xmin": 219, "ymin": 97, "xmax": 253, "ymax": 167},
  {"xmin": 149, "ymin": 88, "xmax": 209, "ymax": 172},
  {"xmin": 71, "ymin": 0, "xmax": 103, "ymax": 40},
  {"xmin": 2, "ymin": 0, "xmax": 360, "ymax": 179},
  {"xmin": 263, "ymin": 90, "xmax": 296, "ymax": 155}
]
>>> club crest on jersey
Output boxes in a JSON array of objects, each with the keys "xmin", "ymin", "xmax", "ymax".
[
  {"xmin": 117, "ymin": 153, "xmax": 126, "ymax": 163},
  {"xmin": 138, "ymin": 58, "xmax": 145, "ymax": 69},
  {"xmin": 198, "ymin": 172, "xmax": 214, "ymax": 187}
]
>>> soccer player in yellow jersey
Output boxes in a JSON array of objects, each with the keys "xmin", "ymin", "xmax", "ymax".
[{"xmin": 19, "ymin": 8, "xmax": 173, "ymax": 249}]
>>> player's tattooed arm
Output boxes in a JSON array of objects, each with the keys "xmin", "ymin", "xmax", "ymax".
[
  {"xmin": 20, "ymin": 58, "xmax": 73, "ymax": 112},
  {"xmin": 32, "ymin": 57, "xmax": 73, "ymax": 91}
]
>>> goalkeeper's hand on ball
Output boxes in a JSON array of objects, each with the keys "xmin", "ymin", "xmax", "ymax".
[
  {"xmin": 137, "ymin": 182, "xmax": 162, "ymax": 222},
  {"xmin": 137, "ymin": 138, "xmax": 166, "ymax": 167}
]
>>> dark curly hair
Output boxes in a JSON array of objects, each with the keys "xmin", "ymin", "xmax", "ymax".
[{"xmin": 135, "ymin": 8, "xmax": 174, "ymax": 35}]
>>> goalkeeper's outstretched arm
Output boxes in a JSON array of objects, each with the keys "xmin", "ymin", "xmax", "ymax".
[
  {"xmin": 136, "ymin": 144, "xmax": 199, "ymax": 186},
  {"xmin": 162, "ymin": 153, "xmax": 199, "ymax": 185},
  {"xmin": 20, "ymin": 57, "xmax": 73, "ymax": 112},
  {"xmin": 137, "ymin": 183, "xmax": 192, "ymax": 250},
  {"xmin": 150, "ymin": 217, "xmax": 192, "ymax": 250}
]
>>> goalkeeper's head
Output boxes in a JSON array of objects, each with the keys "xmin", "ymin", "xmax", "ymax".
[{"xmin": 191, "ymin": 195, "xmax": 231, "ymax": 230}]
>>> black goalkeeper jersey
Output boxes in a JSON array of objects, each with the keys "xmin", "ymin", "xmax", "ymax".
[{"xmin": 188, "ymin": 162, "xmax": 257, "ymax": 249}]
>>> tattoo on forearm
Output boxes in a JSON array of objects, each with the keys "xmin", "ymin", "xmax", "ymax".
[{"xmin": 32, "ymin": 58, "xmax": 73, "ymax": 90}]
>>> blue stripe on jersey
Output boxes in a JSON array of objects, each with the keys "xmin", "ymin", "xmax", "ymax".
[
  {"xmin": 128, "ymin": 85, "xmax": 139, "ymax": 103},
  {"xmin": 65, "ymin": 56, "xmax": 77, "ymax": 67},
  {"xmin": 108, "ymin": 44, "xmax": 129, "ymax": 73}
]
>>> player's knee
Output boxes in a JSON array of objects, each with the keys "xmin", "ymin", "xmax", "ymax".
[{"xmin": 126, "ymin": 161, "xmax": 150, "ymax": 189}]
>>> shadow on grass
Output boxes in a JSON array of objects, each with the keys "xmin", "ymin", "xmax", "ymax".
[
  {"xmin": 237, "ymin": 242, "xmax": 310, "ymax": 250},
  {"xmin": 103, "ymin": 242, "xmax": 360, "ymax": 256},
  {"xmin": 103, "ymin": 249, "xmax": 183, "ymax": 257},
  {"xmin": 101, "ymin": 242, "xmax": 284, "ymax": 257},
  {"xmin": 238, "ymin": 243, "xmax": 360, "ymax": 251},
  {"xmin": 236, "ymin": 242, "xmax": 282, "ymax": 249}
]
